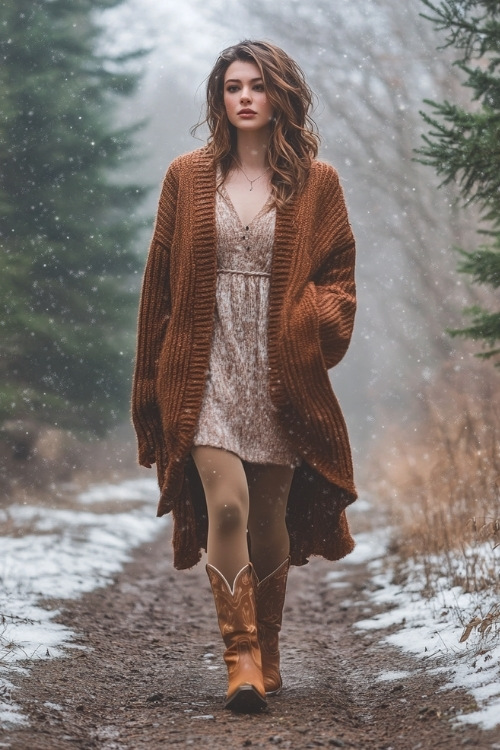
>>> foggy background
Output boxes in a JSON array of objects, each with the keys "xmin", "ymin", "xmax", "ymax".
[
  {"xmin": 104, "ymin": 0, "xmax": 478, "ymax": 474},
  {"xmin": 2, "ymin": 0, "xmax": 487, "ymax": 489}
]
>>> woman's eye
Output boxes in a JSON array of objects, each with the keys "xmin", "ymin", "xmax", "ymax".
[
  {"xmin": 254, "ymin": 84, "xmax": 265, "ymax": 92},
  {"xmin": 226, "ymin": 86, "xmax": 239, "ymax": 93}
]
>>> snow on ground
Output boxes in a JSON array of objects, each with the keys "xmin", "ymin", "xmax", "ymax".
[
  {"xmin": 2, "ymin": 484, "xmax": 499, "ymax": 732},
  {"xmin": 332, "ymin": 513, "xmax": 500, "ymax": 731},
  {"xmin": 0, "ymin": 477, "xmax": 163, "ymax": 728}
]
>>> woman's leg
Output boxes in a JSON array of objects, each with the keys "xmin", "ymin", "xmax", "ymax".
[
  {"xmin": 192, "ymin": 446, "xmax": 266, "ymax": 711},
  {"xmin": 245, "ymin": 463, "xmax": 294, "ymax": 580},
  {"xmin": 191, "ymin": 446, "xmax": 250, "ymax": 585},
  {"xmin": 245, "ymin": 463, "xmax": 294, "ymax": 695}
]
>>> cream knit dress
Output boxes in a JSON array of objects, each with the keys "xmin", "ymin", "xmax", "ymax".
[{"xmin": 193, "ymin": 185, "xmax": 299, "ymax": 467}]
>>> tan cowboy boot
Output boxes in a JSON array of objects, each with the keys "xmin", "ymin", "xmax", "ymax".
[
  {"xmin": 206, "ymin": 563, "xmax": 267, "ymax": 712},
  {"xmin": 255, "ymin": 557, "xmax": 290, "ymax": 695}
]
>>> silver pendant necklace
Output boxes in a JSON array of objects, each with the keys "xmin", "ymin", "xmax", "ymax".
[{"xmin": 238, "ymin": 165, "xmax": 270, "ymax": 191}]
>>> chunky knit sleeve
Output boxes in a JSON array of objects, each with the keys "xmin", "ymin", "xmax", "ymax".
[
  {"xmin": 131, "ymin": 160, "xmax": 180, "ymax": 466},
  {"xmin": 312, "ymin": 167, "xmax": 356, "ymax": 369}
]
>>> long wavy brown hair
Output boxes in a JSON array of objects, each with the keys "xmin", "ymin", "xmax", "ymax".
[{"xmin": 196, "ymin": 40, "xmax": 320, "ymax": 208}]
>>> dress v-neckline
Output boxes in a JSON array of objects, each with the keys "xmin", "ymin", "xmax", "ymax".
[{"xmin": 219, "ymin": 183, "xmax": 273, "ymax": 230}]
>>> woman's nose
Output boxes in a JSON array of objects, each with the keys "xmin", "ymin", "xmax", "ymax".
[{"xmin": 240, "ymin": 88, "xmax": 251, "ymax": 103}]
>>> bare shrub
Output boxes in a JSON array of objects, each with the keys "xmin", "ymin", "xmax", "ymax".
[{"xmin": 369, "ymin": 360, "xmax": 499, "ymax": 595}]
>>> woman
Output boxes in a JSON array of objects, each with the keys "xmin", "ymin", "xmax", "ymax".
[{"xmin": 132, "ymin": 40, "xmax": 357, "ymax": 713}]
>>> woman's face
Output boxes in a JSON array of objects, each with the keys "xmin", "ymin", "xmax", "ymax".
[{"xmin": 223, "ymin": 60, "xmax": 274, "ymax": 134}]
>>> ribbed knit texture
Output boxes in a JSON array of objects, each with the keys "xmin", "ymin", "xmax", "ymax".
[{"xmin": 132, "ymin": 147, "xmax": 357, "ymax": 570}]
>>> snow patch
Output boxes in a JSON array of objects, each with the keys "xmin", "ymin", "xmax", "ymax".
[
  {"xmin": 341, "ymin": 530, "xmax": 388, "ymax": 565},
  {"xmin": 326, "ymin": 528, "xmax": 500, "ymax": 730},
  {"xmin": 0, "ymin": 477, "xmax": 163, "ymax": 729},
  {"xmin": 0, "ymin": 670, "xmax": 29, "ymax": 730},
  {"xmin": 77, "ymin": 478, "xmax": 158, "ymax": 505},
  {"xmin": 375, "ymin": 670, "xmax": 411, "ymax": 682}
]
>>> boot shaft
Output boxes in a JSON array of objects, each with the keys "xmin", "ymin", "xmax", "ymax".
[
  {"xmin": 255, "ymin": 556, "xmax": 290, "ymax": 695},
  {"xmin": 206, "ymin": 563, "xmax": 259, "ymax": 645},
  {"xmin": 206, "ymin": 562, "xmax": 266, "ymax": 711},
  {"xmin": 256, "ymin": 557, "xmax": 290, "ymax": 635}
]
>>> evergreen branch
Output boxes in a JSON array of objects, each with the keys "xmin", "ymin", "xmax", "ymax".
[
  {"xmin": 418, "ymin": 0, "xmax": 500, "ymax": 366},
  {"xmin": 448, "ymin": 306, "xmax": 500, "ymax": 345},
  {"xmin": 420, "ymin": 0, "xmax": 500, "ymax": 62},
  {"xmin": 456, "ymin": 246, "xmax": 500, "ymax": 287},
  {"xmin": 416, "ymin": 102, "xmax": 500, "ymax": 206}
]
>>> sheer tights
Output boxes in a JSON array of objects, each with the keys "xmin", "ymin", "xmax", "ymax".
[{"xmin": 191, "ymin": 446, "xmax": 294, "ymax": 584}]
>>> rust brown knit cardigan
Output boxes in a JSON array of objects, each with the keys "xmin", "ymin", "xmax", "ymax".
[{"xmin": 132, "ymin": 147, "xmax": 357, "ymax": 570}]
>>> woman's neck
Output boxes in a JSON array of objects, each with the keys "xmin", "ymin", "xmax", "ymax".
[{"xmin": 235, "ymin": 130, "xmax": 270, "ymax": 171}]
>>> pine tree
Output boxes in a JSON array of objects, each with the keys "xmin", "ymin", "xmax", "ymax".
[
  {"xmin": 417, "ymin": 0, "xmax": 500, "ymax": 364},
  {"xmin": 0, "ymin": 0, "xmax": 147, "ymax": 435}
]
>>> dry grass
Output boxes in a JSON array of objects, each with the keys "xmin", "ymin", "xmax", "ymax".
[{"xmin": 369, "ymin": 360, "xmax": 500, "ymax": 597}]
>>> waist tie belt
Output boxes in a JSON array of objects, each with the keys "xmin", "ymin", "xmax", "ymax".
[{"xmin": 217, "ymin": 268, "xmax": 271, "ymax": 278}]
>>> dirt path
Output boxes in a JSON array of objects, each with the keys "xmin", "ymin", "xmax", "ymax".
[{"xmin": 3, "ymin": 527, "xmax": 500, "ymax": 750}]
